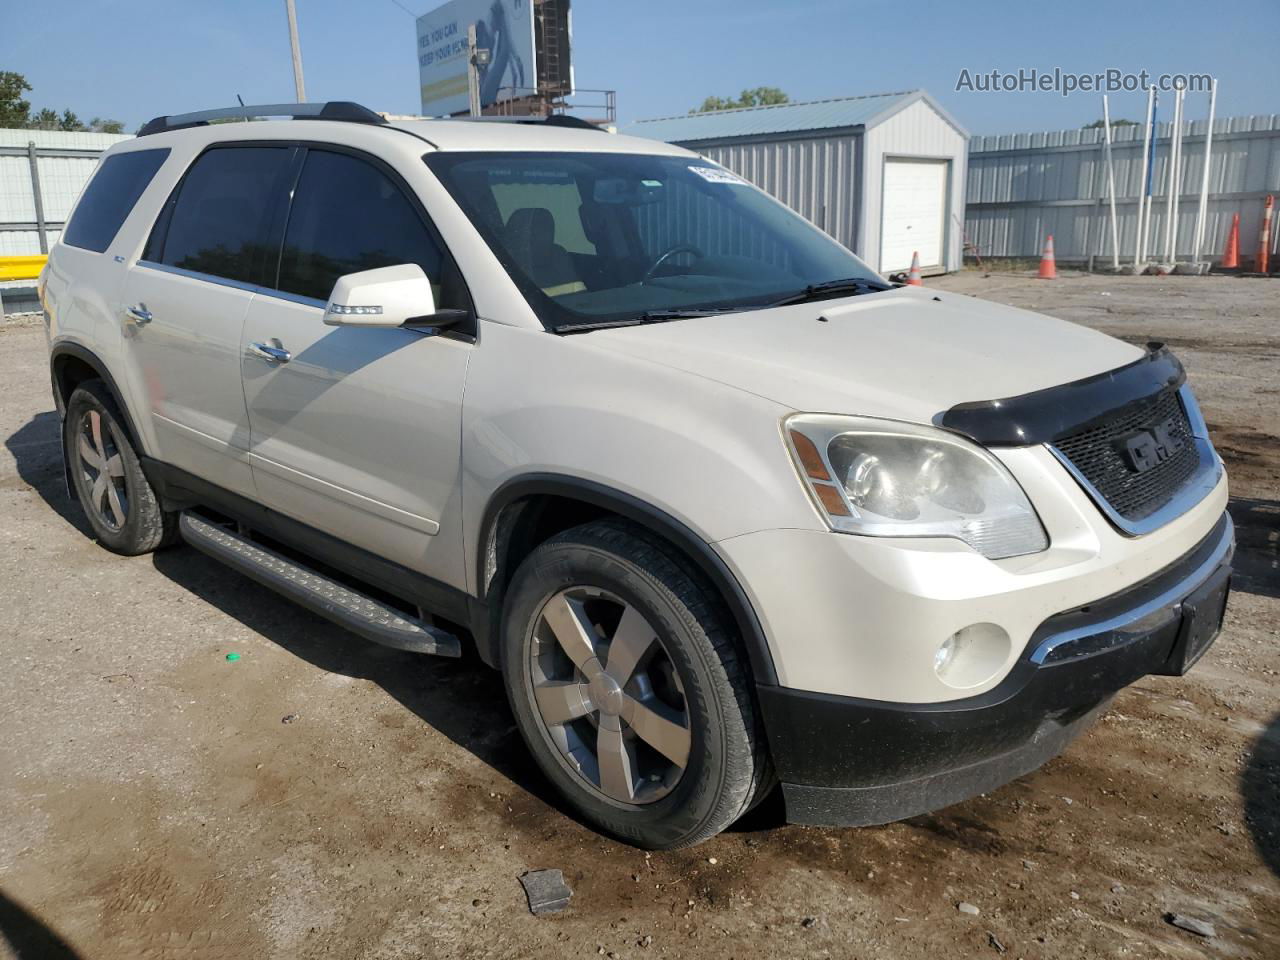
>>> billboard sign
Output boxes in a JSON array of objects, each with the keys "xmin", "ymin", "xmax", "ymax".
[{"xmin": 416, "ymin": 0, "xmax": 536, "ymax": 116}]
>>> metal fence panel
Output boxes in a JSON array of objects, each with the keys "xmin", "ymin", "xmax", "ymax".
[
  {"xmin": 965, "ymin": 113, "xmax": 1280, "ymax": 263},
  {"xmin": 0, "ymin": 129, "xmax": 131, "ymax": 256}
]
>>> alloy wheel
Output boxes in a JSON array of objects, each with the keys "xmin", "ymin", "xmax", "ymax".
[
  {"xmin": 77, "ymin": 409, "xmax": 129, "ymax": 530},
  {"xmin": 528, "ymin": 587, "xmax": 691, "ymax": 805}
]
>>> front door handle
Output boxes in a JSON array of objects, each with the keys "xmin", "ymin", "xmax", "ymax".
[
  {"xmin": 248, "ymin": 340, "xmax": 292, "ymax": 364},
  {"xmin": 124, "ymin": 304, "xmax": 153, "ymax": 325}
]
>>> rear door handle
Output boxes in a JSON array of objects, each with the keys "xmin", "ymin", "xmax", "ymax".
[
  {"xmin": 124, "ymin": 304, "xmax": 152, "ymax": 325},
  {"xmin": 248, "ymin": 340, "xmax": 292, "ymax": 364}
]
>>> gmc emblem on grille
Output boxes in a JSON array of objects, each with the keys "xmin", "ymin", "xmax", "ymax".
[{"xmin": 1118, "ymin": 416, "xmax": 1185, "ymax": 473}]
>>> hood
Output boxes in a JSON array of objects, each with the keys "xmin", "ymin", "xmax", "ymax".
[{"xmin": 583, "ymin": 286, "xmax": 1144, "ymax": 424}]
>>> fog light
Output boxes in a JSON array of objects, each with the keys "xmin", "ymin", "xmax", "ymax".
[{"xmin": 934, "ymin": 623, "xmax": 1012, "ymax": 689}]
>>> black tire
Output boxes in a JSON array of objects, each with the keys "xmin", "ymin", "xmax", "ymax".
[
  {"xmin": 64, "ymin": 380, "xmax": 175, "ymax": 555},
  {"xmin": 501, "ymin": 518, "xmax": 770, "ymax": 849}
]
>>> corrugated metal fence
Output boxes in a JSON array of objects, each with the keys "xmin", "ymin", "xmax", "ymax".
[
  {"xmin": 965, "ymin": 113, "xmax": 1280, "ymax": 265},
  {"xmin": 0, "ymin": 129, "xmax": 131, "ymax": 256}
]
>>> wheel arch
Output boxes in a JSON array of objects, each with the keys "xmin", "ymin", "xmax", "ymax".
[
  {"xmin": 474, "ymin": 473, "xmax": 778, "ymax": 685},
  {"xmin": 49, "ymin": 342, "xmax": 144, "ymax": 449}
]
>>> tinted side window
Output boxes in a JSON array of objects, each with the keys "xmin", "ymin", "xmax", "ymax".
[
  {"xmin": 62, "ymin": 149, "xmax": 169, "ymax": 253},
  {"xmin": 278, "ymin": 150, "xmax": 458, "ymax": 305},
  {"xmin": 159, "ymin": 147, "xmax": 291, "ymax": 285}
]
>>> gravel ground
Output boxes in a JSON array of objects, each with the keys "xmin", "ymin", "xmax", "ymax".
[{"xmin": 1, "ymin": 272, "xmax": 1277, "ymax": 960}]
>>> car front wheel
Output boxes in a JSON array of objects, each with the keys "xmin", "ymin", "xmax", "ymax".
[{"xmin": 501, "ymin": 519, "xmax": 769, "ymax": 849}]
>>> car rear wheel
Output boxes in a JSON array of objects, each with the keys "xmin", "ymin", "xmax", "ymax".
[
  {"xmin": 64, "ymin": 380, "xmax": 175, "ymax": 555},
  {"xmin": 501, "ymin": 518, "xmax": 769, "ymax": 849}
]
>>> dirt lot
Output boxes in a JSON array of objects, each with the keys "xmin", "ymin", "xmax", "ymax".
[{"xmin": 1, "ymin": 272, "xmax": 1277, "ymax": 960}]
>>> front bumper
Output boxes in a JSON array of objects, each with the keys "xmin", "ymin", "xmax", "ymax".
[{"xmin": 758, "ymin": 512, "xmax": 1234, "ymax": 827}]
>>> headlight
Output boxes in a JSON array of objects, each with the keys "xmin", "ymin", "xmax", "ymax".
[{"xmin": 785, "ymin": 414, "xmax": 1048, "ymax": 559}]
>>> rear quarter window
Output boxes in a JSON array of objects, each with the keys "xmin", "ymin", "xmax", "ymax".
[{"xmin": 61, "ymin": 148, "xmax": 170, "ymax": 254}]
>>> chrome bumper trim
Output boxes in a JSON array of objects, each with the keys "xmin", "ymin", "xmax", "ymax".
[{"xmin": 1030, "ymin": 512, "xmax": 1234, "ymax": 665}]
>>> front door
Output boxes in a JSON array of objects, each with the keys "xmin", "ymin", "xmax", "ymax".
[
  {"xmin": 240, "ymin": 147, "xmax": 473, "ymax": 583},
  {"xmin": 119, "ymin": 144, "xmax": 296, "ymax": 497}
]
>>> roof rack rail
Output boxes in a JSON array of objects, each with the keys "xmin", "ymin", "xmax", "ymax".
[
  {"xmin": 444, "ymin": 114, "xmax": 606, "ymax": 132},
  {"xmin": 537, "ymin": 115, "xmax": 606, "ymax": 131},
  {"xmin": 138, "ymin": 101, "xmax": 387, "ymax": 137}
]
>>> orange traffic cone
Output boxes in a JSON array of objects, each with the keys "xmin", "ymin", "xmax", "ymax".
[
  {"xmin": 906, "ymin": 251, "xmax": 923, "ymax": 286},
  {"xmin": 1221, "ymin": 212, "xmax": 1240, "ymax": 269},
  {"xmin": 1037, "ymin": 235, "xmax": 1058, "ymax": 279}
]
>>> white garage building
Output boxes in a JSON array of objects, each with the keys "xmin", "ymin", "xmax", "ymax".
[{"xmin": 625, "ymin": 90, "xmax": 969, "ymax": 275}]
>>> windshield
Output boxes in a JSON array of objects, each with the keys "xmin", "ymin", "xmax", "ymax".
[{"xmin": 424, "ymin": 151, "xmax": 886, "ymax": 330}]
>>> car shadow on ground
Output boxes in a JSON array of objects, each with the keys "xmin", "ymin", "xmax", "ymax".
[
  {"xmin": 1228, "ymin": 497, "xmax": 1280, "ymax": 600},
  {"xmin": 148, "ymin": 541, "xmax": 570, "ymax": 814},
  {"xmin": 0, "ymin": 888, "xmax": 82, "ymax": 960},
  {"xmin": 1242, "ymin": 711, "xmax": 1280, "ymax": 880},
  {"xmin": 2, "ymin": 410, "xmax": 91, "ymax": 535}
]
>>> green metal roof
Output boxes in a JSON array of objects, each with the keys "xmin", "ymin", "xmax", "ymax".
[{"xmin": 625, "ymin": 90, "xmax": 967, "ymax": 145}]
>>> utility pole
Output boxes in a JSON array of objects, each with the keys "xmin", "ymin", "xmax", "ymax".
[
  {"xmin": 285, "ymin": 0, "xmax": 306, "ymax": 103},
  {"xmin": 466, "ymin": 24, "xmax": 490, "ymax": 117}
]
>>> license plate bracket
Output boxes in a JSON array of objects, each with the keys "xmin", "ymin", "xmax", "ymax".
[{"xmin": 1165, "ymin": 567, "xmax": 1231, "ymax": 676}]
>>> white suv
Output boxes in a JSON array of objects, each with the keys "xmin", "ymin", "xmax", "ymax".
[{"xmin": 41, "ymin": 102, "xmax": 1232, "ymax": 849}]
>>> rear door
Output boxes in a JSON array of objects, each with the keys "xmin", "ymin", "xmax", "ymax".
[
  {"xmin": 119, "ymin": 145, "xmax": 295, "ymax": 496},
  {"xmin": 880, "ymin": 158, "xmax": 948, "ymax": 274},
  {"xmin": 240, "ymin": 146, "xmax": 473, "ymax": 582}
]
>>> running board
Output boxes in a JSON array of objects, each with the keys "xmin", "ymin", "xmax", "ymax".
[{"xmin": 179, "ymin": 511, "xmax": 462, "ymax": 657}]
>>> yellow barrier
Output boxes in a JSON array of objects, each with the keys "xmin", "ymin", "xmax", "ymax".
[{"xmin": 0, "ymin": 255, "xmax": 48, "ymax": 282}]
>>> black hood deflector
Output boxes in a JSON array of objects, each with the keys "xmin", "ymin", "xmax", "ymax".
[{"xmin": 938, "ymin": 343, "xmax": 1185, "ymax": 446}]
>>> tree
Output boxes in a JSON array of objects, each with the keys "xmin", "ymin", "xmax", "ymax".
[
  {"xmin": 1082, "ymin": 118, "xmax": 1139, "ymax": 129},
  {"xmin": 0, "ymin": 71, "xmax": 32, "ymax": 128},
  {"xmin": 691, "ymin": 87, "xmax": 789, "ymax": 114},
  {"xmin": 28, "ymin": 107, "xmax": 60, "ymax": 130},
  {"xmin": 0, "ymin": 71, "xmax": 122, "ymax": 133}
]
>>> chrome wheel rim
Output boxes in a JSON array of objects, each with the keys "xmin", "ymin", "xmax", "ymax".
[
  {"xmin": 528, "ymin": 587, "xmax": 691, "ymax": 805},
  {"xmin": 77, "ymin": 409, "xmax": 128, "ymax": 531}
]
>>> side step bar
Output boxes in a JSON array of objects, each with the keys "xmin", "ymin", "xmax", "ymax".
[{"xmin": 179, "ymin": 511, "xmax": 462, "ymax": 657}]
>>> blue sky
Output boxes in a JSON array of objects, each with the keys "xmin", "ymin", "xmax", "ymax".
[{"xmin": 2, "ymin": 0, "xmax": 1273, "ymax": 135}]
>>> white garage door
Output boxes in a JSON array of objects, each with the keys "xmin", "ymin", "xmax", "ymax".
[{"xmin": 880, "ymin": 158, "xmax": 948, "ymax": 273}]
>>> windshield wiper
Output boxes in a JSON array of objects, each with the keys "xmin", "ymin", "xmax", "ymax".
[
  {"xmin": 766, "ymin": 277, "xmax": 894, "ymax": 308},
  {"xmin": 555, "ymin": 306, "xmax": 740, "ymax": 334}
]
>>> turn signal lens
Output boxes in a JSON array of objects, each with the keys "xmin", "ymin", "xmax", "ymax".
[{"xmin": 787, "ymin": 428, "xmax": 851, "ymax": 517}]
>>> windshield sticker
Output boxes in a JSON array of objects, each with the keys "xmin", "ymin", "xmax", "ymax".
[{"xmin": 688, "ymin": 165, "xmax": 747, "ymax": 185}]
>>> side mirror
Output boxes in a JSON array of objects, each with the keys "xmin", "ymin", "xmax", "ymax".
[{"xmin": 323, "ymin": 264, "xmax": 464, "ymax": 329}]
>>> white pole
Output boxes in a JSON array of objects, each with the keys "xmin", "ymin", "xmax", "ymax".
[
  {"xmin": 1163, "ymin": 89, "xmax": 1183, "ymax": 265},
  {"xmin": 467, "ymin": 24, "xmax": 481, "ymax": 117},
  {"xmin": 1191, "ymin": 79, "xmax": 1218, "ymax": 264},
  {"xmin": 1141, "ymin": 93, "xmax": 1159, "ymax": 264},
  {"xmin": 1172, "ymin": 88, "xmax": 1186, "ymax": 263},
  {"xmin": 1102, "ymin": 95, "xmax": 1121, "ymax": 270},
  {"xmin": 1135, "ymin": 86, "xmax": 1154, "ymax": 268},
  {"xmin": 285, "ymin": 0, "xmax": 306, "ymax": 102}
]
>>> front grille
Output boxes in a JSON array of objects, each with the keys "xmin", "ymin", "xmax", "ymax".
[{"xmin": 1050, "ymin": 389, "xmax": 1200, "ymax": 522}]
